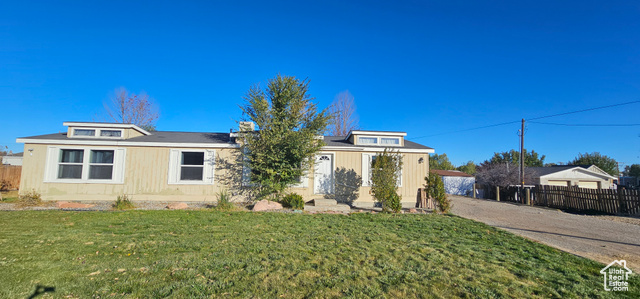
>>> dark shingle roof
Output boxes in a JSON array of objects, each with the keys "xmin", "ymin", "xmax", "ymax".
[
  {"xmin": 527, "ymin": 165, "xmax": 590, "ymax": 177},
  {"xmin": 21, "ymin": 131, "xmax": 231, "ymax": 144},
  {"xmin": 20, "ymin": 132, "xmax": 433, "ymax": 150},
  {"xmin": 323, "ymin": 136, "xmax": 432, "ymax": 150}
]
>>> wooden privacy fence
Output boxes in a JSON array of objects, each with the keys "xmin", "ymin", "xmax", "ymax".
[
  {"xmin": 416, "ymin": 188, "xmax": 437, "ymax": 210},
  {"xmin": 0, "ymin": 165, "xmax": 21, "ymax": 190},
  {"xmin": 533, "ymin": 185, "xmax": 640, "ymax": 216}
]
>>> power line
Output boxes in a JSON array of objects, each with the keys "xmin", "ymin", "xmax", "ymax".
[
  {"xmin": 530, "ymin": 121, "xmax": 640, "ymax": 127},
  {"xmin": 409, "ymin": 120, "xmax": 520, "ymax": 140},
  {"xmin": 528, "ymin": 100, "xmax": 640, "ymax": 121},
  {"xmin": 408, "ymin": 100, "xmax": 640, "ymax": 140}
]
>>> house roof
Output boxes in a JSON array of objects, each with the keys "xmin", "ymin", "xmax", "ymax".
[
  {"xmin": 527, "ymin": 165, "xmax": 590, "ymax": 176},
  {"xmin": 20, "ymin": 131, "xmax": 232, "ymax": 144},
  {"xmin": 18, "ymin": 132, "xmax": 434, "ymax": 152},
  {"xmin": 323, "ymin": 136, "xmax": 432, "ymax": 150},
  {"xmin": 527, "ymin": 165, "xmax": 616, "ymax": 180},
  {"xmin": 430, "ymin": 169, "xmax": 474, "ymax": 177}
]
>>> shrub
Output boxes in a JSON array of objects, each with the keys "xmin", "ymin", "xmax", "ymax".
[
  {"xmin": 425, "ymin": 173, "xmax": 451, "ymax": 213},
  {"xmin": 112, "ymin": 194, "xmax": 135, "ymax": 210},
  {"xmin": 370, "ymin": 149, "xmax": 403, "ymax": 213},
  {"xmin": 281, "ymin": 193, "xmax": 305, "ymax": 210},
  {"xmin": 17, "ymin": 190, "xmax": 42, "ymax": 207},
  {"xmin": 215, "ymin": 189, "xmax": 235, "ymax": 211}
]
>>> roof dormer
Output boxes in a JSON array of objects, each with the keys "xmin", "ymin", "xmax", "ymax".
[
  {"xmin": 64, "ymin": 122, "xmax": 151, "ymax": 140},
  {"xmin": 345, "ymin": 130, "xmax": 407, "ymax": 147}
]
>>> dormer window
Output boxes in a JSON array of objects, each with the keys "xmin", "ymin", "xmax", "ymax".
[
  {"xmin": 70, "ymin": 127, "xmax": 125, "ymax": 139},
  {"xmin": 381, "ymin": 137, "xmax": 400, "ymax": 145},
  {"xmin": 100, "ymin": 130, "xmax": 122, "ymax": 137},
  {"xmin": 358, "ymin": 137, "xmax": 378, "ymax": 145},
  {"xmin": 73, "ymin": 129, "xmax": 96, "ymax": 137}
]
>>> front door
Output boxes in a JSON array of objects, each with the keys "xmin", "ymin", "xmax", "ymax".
[{"xmin": 314, "ymin": 154, "xmax": 334, "ymax": 194}]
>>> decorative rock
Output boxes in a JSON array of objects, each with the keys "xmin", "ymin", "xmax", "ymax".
[
  {"xmin": 252, "ymin": 200, "xmax": 283, "ymax": 212},
  {"xmin": 57, "ymin": 201, "xmax": 96, "ymax": 209},
  {"xmin": 166, "ymin": 203, "xmax": 188, "ymax": 210},
  {"xmin": 409, "ymin": 208, "xmax": 418, "ymax": 213}
]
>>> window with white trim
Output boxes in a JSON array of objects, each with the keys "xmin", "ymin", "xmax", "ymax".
[
  {"xmin": 71, "ymin": 128, "xmax": 124, "ymax": 139},
  {"xmin": 45, "ymin": 147, "xmax": 126, "ymax": 183},
  {"xmin": 357, "ymin": 136, "xmax": 401, "ymax": 146},
  {"xmin": 358, "ymin": 137, "xmax": 378, "ymax": 145},
  {"xmin": 168, "ymin": 149, "xmax": 215, "ymax": 184},
  {"xmin": 361, "ymin": 153, "xmax": 402, "ymax": 187},
  {"xmin": 73, "ymin": 129, "xmax": 96, "ymax": 137}
]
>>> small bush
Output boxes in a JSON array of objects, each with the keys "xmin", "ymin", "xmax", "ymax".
[
  {"xmin": 281, "ymin": 193, "xmax": 305, "ymax": 210},
  {"xmin": 425, "ymin": 173, "xmax": 451, "ymax": 213},
  {"xmin": 112, "ymin": 194, "xmax": 135, "ymax": 210},
  {"xmin": 370, "ymin": 149, "xmax": 403, "ymax": 213},
  {"xmin": 17, "ymin": 190, "xmax": 42, "ymax": 207},
  {"xmin": 215, "ymin": 189, "xmax": 235, "ymax": 211}
]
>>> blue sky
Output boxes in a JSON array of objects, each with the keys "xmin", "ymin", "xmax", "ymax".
[{"xmin": 1, "ymin": 1, "xmax": 639, "ymax": 167}]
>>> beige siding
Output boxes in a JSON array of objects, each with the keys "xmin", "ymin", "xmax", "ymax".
[{"xmin": 21, "ymin": 143, "xmax": 429, "ymax": 206}]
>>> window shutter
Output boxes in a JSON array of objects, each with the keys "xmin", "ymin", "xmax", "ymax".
[
  {"xmin": 113, "ymin": 148, "xmax": 127, "ymax": 184},
  {"xmin": 44, "ymin": 146, "xmax": 60, "ymax": 182},
  {"xmin": 167, "ymin": 149, "xmax": 180, "ymax": 184},
  {"xmin": 204, "ymin": 150, "xmax": 216, "ymax": 184},
  {"xmin": 362, "ymin": 153, "xmax": 372, "ymax": 186}
]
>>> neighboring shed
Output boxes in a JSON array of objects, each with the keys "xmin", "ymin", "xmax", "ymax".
[
  {"xmin": 527, "ymin": 165, "xmax": 616, "ymax": 189},
  {"xmin": 2, "ymin": 152, "xmax": 23, "ymax": 166},
  {"xmin": 430, "ymin": 169, "xmax": 475, "ymax": 196}
]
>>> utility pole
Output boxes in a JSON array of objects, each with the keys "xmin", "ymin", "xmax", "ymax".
[{"xmin": 520, "ymin": 119, "xmax": 525, "ymax": 190}]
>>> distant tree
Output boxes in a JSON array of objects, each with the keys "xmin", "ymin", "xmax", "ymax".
[
  {"xmin": 568, "ymin": 152, "xmax": 618, "ymax": 176},
  {"xmin": 105, "ymin": 88, "xmax": 159, "ymax": 131},
  {"xmin": 328, "ymin": 90, "xmax": 358, "ymax": 136},
  {"xmin": 0, "ymin": 145, "xmax": 11, "ymax": 156},
  {"xmin": 623, "ymin": 164, "xmax": 640, "ymax": 178},
  {"xmin": 429, "ymin": 153, "xmax": 456, "ymax": 170},
  {"xmin": 544, "ymin": 162, "xmax": 565, "ymax": 167},
  {"xmin": 456, "ymin": 161, "xmax": 476, "ymax": 175},
  {"xmin": 486, "ymin": 149, "xmax": 546, "ymax": 167},
  {"xmin": 370, "ymin": 149, "xmax": 403, "ymax": 213},
  {"xmin": 239, "ymin": 75, "xmax": 331, "ymax": 199},
  {"xmin": 476, "ymin": 162, "xmax": 537, "ymax": 188}
]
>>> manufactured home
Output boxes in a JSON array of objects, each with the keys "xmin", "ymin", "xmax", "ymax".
[{"xmin": 17, "ymin": 122, "xmax": 434, "ymax": 208}]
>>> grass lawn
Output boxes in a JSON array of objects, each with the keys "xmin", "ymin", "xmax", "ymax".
[
  {"xmin": 0, "ymin": 190, "xmax": 19, "ymax": 202},
  {"xmin": 0, "ymin": 210, "xmax": 637, "ymax": 298}
]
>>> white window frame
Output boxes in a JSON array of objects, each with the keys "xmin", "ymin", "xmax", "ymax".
[
  {"xmin": 43, "ymin": 146, "xmax": 126, "ymax": 184},
  {"xmin": 357, "ymin": 136, "xmax": 401, "ymax": 146},
  {"xmin": 168, "ymin": 149, "xmax": 215, "ymax": 185},
  {"xmin": 292, "ymin": 159, "xmax": 310, "ymax": 188},
  {"xmin": 361, "ymin": 153, "xmax": 402, "ymax": 187},
  {"xmin": 70, "ymin": 128, "xmax": 125, "ymax": 139}
]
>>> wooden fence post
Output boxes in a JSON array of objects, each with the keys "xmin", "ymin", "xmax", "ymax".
[
  {"xmin": 526, "ymin": 188, "xmax": 531, "ymax": 206},
  {"xmin": 473, "ymin": 183, "xmax": 476, "ymax": 198},
  {"xmin": 496, "ymin": 186, "xmax": 500, "ymax": 202}
]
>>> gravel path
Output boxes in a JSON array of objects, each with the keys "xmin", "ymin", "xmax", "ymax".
[{"xmin": 450, "ymin": 195, "xmax": 640, "ymax": 271}]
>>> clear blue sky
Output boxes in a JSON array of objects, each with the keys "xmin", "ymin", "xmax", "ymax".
[{"xmin": 1, "ymin": 1, "xmax": 639, "ymax": 167}]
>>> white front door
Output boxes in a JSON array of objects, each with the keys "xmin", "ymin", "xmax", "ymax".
[{"xmin": 314, "ymin": 154, "xmax": 334, "ymax": 194}]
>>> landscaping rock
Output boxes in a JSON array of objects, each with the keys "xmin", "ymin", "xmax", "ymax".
[
  {"xmin": 409, "ymin": 208, "xmax": 418, "ymax": 213},
  {"xmin": 57, "ymin": 201, "xmax": 96, "ymax": 209},
  {"xmin": 166, "ymin": 203, "xmax": 188, "ymax": 210},
  {"xmin": 252, "ymin": 200, "xmax": 283, "ymax": 212}
]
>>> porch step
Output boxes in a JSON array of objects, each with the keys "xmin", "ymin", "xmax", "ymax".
[
  {"xmin": 313, "ymin": 199, "xmax": 337, "ymax": 206},
  {"xmin": 304, "ymin": 204, "xmax": 351, "ymax": 213}
]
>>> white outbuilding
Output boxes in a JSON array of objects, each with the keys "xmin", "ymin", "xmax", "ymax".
[
  {"xmin": 527, "ymin": 165, "xmax": 616, "ymax": 189},
  {"xmin": 430, "ymin": 169, "xmax": 475, "ymax": 196}
]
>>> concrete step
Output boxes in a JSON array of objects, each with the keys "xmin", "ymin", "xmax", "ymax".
[
  {"xmin": 313, "ymin": 198, "xmax": 337, "ymax": 206},
  {"xmin": 304, "ymin": 204, "xmax": 351, "ymax": 213}
]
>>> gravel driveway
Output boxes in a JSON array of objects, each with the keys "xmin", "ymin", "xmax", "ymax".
[{"xmin": 450, "ymin": 195, "xmax": 640, "ymax": 271}]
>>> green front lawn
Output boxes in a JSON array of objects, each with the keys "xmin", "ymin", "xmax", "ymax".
[{"xmin": 0, "ymin": 210, "xmax": 636, "ymax": 298}]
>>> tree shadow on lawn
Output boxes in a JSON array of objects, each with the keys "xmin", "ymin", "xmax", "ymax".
[{"xmin": 28, "ymin": 284, "xmax": 55, "ymax": 299}]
